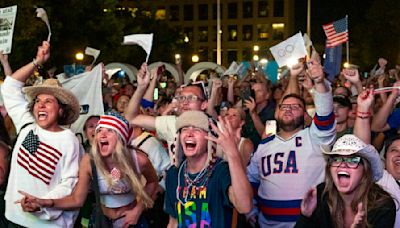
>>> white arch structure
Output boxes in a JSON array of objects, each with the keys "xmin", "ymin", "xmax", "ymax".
[
  {"xmin": 104, "ymin": 62, "xmax": 138, "ymax": 82},
  {"xmin": 148, "ymin": 62, "xmax": 180, "ymax": 82},
  {"xmin": 105, "ymin": 62, "xmax": 225, "ymax": 84},
  {"xmin": 185, "ymin": 62, "xmax": 226, "ymax": 84}
]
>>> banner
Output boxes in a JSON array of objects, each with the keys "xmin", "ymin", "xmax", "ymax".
[
  {"xmin": 57, "ymin": 64, "xmax": 104, "ymax": 140},
  {"xmin": 0, "ymin": 5, "xmax": 17, "ymax": 54},
  {"xmin": 323, "ymin": 45, "xmax": 342, "ymax": 81}
]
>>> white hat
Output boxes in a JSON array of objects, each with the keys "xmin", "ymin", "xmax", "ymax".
[{"xmin": 321, "ymin": 134, "xmax": 383, "ymax": 182}]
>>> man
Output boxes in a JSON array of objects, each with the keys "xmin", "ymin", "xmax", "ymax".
[
  {"xmin": 243, "ymin": 82, "xmax": 276, "ymax": 147},
  {"xmin": 2, "ymin": 41, "xmax": 81, "ymax": 227},
  {"xmin": 125, "ymin": 63, "xmax": 208, "ymax": 163},
  {"xmin": 164, "ymin": 111, "xmax": 252, "ymax": 227},
  {"xmin": 333, "ymin": 95, "xmax": 353, "ymax": 139},
  {"xmin": 246, "ymin": 59, "xmax": 336, "ymax": 227}
]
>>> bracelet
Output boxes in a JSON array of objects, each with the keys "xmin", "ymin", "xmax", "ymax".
[
  {"xmin": 357, "ymin": 110, "xmax": 371, "ymax": 115},
  {"xmin": 32, "ymin": 58, "xmax": 43, "ymax": 70},
  {"xmin": 357, "ymin": 115, "xmax": 370, "ymax": 119}
]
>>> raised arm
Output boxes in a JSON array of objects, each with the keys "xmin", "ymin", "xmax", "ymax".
[
  {"xmin": 207, "ymin": 78, "xmax": 222, "ymax": 119},
  {"xmin": 283, "ymin": 63, "xmax": 303, "ymax": 98},
  {"xmin": 371, "ymin": 82, "xmax": 400, "ymax": 132},
  {"xmin": 11, "ymin": 41, "xmax": 50, "ymax": 83},
  {"xmin": 206, "ymin": 117, "xmax": 253, "ymax": 213},
  {"xmin": 353, "ymin": 88, "xmax": 374, "ymax": 144},
  {"xmin": 125, "ymin": 63, "xmax": 157, "ymax": 130},
  {"xmin": 142, "ymin": 67, "xmax": 160, "ymax": 102},
  {"xmin": 0, "ymin": 51, "xmax": 12, "ymax": 76}
]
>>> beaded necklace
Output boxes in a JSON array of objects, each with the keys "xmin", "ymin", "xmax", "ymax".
[{"xmin": 176, "ymin": 159, "xmax": 218, "ymax": 206}]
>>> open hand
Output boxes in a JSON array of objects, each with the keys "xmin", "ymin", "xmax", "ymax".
[{"xmin": 300, "ymin": 186, "xmax": 317, "ymax": 218}]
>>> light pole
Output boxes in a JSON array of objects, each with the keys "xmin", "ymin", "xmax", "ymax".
[{"xmin": 216, "ymin": 0, "xmax": 221, "ymax": 65}]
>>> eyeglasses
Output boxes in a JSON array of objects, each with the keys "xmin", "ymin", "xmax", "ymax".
[
  {"xmin": 175, "ymin": 95, "xmax": 204, "ymax": 102},
  {"xmin": 329, "ymin": 156, "xmax": 363, "ymax": 169},
  {"xmin": 180, "ymin": 81, "xmax": 208, "ymax": 100},
  {"xmin": 278, "ymin": 103, "xmax": 303, "ymax": 111}
]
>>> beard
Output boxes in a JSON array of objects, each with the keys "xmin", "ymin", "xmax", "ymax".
[{"xmin": 278, "ymin": 114, "xmax": 304, "ymax": 132}]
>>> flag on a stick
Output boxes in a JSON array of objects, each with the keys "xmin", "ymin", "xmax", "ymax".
[{"xmin": 323, "ymin": 17, "xmax": 348, "ymax": 48}]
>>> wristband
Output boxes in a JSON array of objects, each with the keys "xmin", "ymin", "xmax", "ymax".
[
  {"xmin": 49, "ymin": 199, "xmax": 54, "ymax": 207},
  {"xmin": 32, "ymin": 58, "xmax": 43, "ymax": 70},
  {"xmin": 357, "ymin": 115, "xmax": 370, "ymax": 119}
]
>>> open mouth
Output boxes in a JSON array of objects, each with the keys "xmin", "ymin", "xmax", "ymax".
[
  {"xmin": 38, "ymin": 111, "xmax": 48, "ymax": 120},
  {"xmin": 99, "ymin": 140, "xmax": 110, "ymax": 152},
  {"xmin": 184, "ymin": 140, "xmax": 197, "ymax": 151},
  {"xmin": 337, "ymin": 171, "xmax": 351, "ymax": 186},
  {"xmin": 392, "ymin": 157, "xmax": 400, "ymax": 166}
]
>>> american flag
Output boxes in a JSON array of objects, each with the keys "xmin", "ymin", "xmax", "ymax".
[
  {"xmin": 17, "ymin": 130, "xmax": 62, "ymax": 185},
  {"xmin": 323, "ymin": 17, "xmax": 349, "ymax": 48}
]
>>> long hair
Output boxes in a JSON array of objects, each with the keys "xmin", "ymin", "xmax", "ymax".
[
  {"xmin": 323, "ymin": 157, "xmax": 393, "ymax": 228},
  {"xmin": 91, "ymin": 131, "xmax": 153, "ymax": 208}
]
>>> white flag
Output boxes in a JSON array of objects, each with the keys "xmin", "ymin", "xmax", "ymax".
[
  {"xmin": 223, "ymin": 61, "xmax": 239, "ymax": 75},
  {"xmin": 36, "ymin": 8, "xmax": 51, "ymax": 42},
  {"xmin": 123, "ymin": 33, "xmax": 153, "ymax": 62},
  {"xmin": 270, "ymin": 32, "xmax": 307, "ymax": 68},
  {"xmin": 85, "ymin": 47, "xmax": 101, "ymax": 64}
]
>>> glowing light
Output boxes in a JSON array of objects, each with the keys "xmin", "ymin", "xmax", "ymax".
[
  {"xmin": 343, "ymin": 62, "xmax": 350, "ymax": 68},
  {"xmin": 75, "ymin": 52, "xmax": 84, "ymax": 61},
  {"xmin": 253, "ymin": 45, "xmax": 260, "ymax": 52},
  {"xmin": 192, "ymin": 54, "xmax": 199, "ymax": 63},
  {"xmin": 253, "ymin": 55, "xmax": 259, "ymax": 61},
  {"xmin": 260, "ymin": 58, "xmax": 268, "ymax": 64}
]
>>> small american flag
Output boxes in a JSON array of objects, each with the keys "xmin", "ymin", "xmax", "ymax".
[
  {"xmin": 17, "ymin": 130, "xmax": 62, "ymax": 185},
  {"xmin": 323, "ymin": 17, "xmax": 349, "ymax": 48}
]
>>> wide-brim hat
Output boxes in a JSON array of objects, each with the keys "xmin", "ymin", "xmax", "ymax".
[
  {"xmin": 172, "ymin": 110, "xmax": 218, "ymax": 167},
  {"xmin": 321, "ymin": 134, "xmax": 383, "ymax": 182},
  {"xmin": 23, "ymin": 79, "xmax": 80, "ymax": 125}
]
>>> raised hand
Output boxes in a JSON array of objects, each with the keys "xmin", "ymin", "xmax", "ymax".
[
  {"xmin": 244, "ymin": 97, "xmax": 257, "ymax": 114},
  {"xmin": 342, "ymin": 68, "xmax": 361, "ymax": 86},
  {"xmin": 357, "ymin": 87, "xmax": 374, "ymax": 112},
  {"xmin": 137, "ymin": 62, "xmax": 150, "ymax": 88},
  {"xmin": 350, "ymin": 202, "xmax": 365, "ymax": 228},
  {"xmin": 306, "ymin": 56, "xmax": 324, "ymax": 84},
  {"xmin": 205, "ymin": 116, "xmax": 240, "ymax": 159},
  {"xmin": 0, "ymin": 50, "xmax": 8, "ymax": 63},
  {"xmin": 36, "ymin": 41, "xmax": 50, "ymax": 65},
  {"xmin": 300, "ymin": 186, "xmax": 317, "ymax": 218}
]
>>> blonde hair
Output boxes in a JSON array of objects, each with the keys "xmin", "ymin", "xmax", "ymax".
[
  {"xmin": 91, "ymin": 131, "xmax": 153, "ymax": 208},
  {"xmin": 323, "ymin": 157, "xmax": 393, "ymax": 228}
]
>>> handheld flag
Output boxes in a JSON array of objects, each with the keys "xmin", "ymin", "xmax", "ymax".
[
  {"xmin": 85, "ymin": 47, "xmax": 101, "ymax": 65},
  {"xmin": 323, "ymin": 17, "xmax": 348, "ymax": 48},
  {"xmin": 36, "ymin": 8, "xmax": 51, "ymax": 42},
  {"xmin": 123, "ymin": 34, "xmax": 153, "ymax": 62}
]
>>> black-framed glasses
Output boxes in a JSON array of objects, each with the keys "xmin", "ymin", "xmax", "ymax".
[
  {"xmin": 329, "ymin": 156, "xmax": 363, "ymax": 169},
  {"xmin": 175, "ymin": 95, "xmax": 204, "ymax": 102},
  {"xmin": 278, "ymin": 103, "xmax": 303, "ymax": 111}
]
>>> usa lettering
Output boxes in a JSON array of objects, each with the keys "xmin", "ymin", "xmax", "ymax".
[{"xmin": 261, "ymin": 150, "xmax": 299, "ymax": 176}]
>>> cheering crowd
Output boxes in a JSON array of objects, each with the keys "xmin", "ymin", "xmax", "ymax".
[{"xmin": 0, "ymin": 41, "xmax": 399, "ymax": 228}]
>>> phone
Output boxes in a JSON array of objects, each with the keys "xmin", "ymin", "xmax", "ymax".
[
  {"xmin": 160, "ymin": 82, "xmax": 167, "ymax": 88},
  {"xmin": 153, "ymin": 88, "xmax": 159, "ymax": 100},
  {"xmin": 265, "ymin": 120, "xmax": 277, "ymax": 135},
  {"xmin": 157, "ymin": 65, "xmax": 166, "ymax": 76},
  {"xmin": 241, "ymin": 87, "xmax": 255, "ymax": 101}
]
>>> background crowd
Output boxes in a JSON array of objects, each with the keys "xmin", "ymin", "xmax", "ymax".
[{"xmin": 0, "ymin": 40, "xmax": 399, "ymax": 228}]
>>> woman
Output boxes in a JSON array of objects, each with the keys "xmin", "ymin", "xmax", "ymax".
[
  {"xmin": 296, "ymin": 134, "xmax": 395, "ymax": 228},
  {"xmin": 221, "ymin": 106, "xmax": 253, "ymax": 168},
  {"xmin": 19, "ymin": 112, "xmax": 158, "ymax": 228}
]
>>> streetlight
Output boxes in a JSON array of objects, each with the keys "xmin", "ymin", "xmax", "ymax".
[
  {"xmin": 75, "ymin": 52, "xmax": 84, "ymax": 61},
  {"xmin": 343, "ymin": 62, "xmax": 350, "ymax": 68},
  {"xmin": 192, "ymin": 54, "xmax": 199, "ymax": 63},
  {"xmin": 253, "ymin": 45, "xmax": 260, "ymax": 52},
  {"xmin": 253, "ymin": 55, "xmax": 259, "ymax": 61}
]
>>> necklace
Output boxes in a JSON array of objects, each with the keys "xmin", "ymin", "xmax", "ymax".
[{"xmin": 176, "ymin": 159, "xmax": 219, "ymax": 206}]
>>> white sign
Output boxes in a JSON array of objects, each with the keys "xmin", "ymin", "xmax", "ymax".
[
  {"xmin": 0, "ymin": 5, "xmax": 17, "ymax": 54},
  {"xmin": 270, "ymin": 32, "xmax": 307, "ymax": 68}
]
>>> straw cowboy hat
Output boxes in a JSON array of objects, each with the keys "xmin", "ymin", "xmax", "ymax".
[
  {"xmin": 321, "ymin": 134, "xmax": 383, "ymax": 182},
  {"xmin": 23, "ymin": 78, "xmax": 80, "ymax": 125}
]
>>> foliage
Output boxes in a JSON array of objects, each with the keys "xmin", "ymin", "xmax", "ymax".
[{"xmin": 0, "ymin": 0, "xmax": 181, "ymax": 76}]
